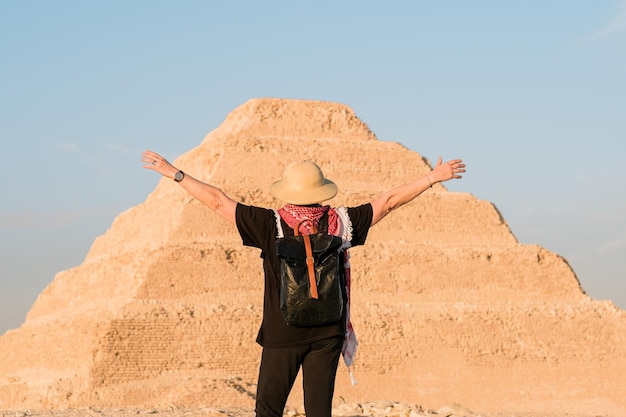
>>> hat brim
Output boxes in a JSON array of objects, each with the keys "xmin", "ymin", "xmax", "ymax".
[{"xmin": 270, "ymin": 179, "xmax": 338, "ymax": 205}]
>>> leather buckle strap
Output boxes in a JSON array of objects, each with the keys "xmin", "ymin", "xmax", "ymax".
[
  {"xmin": 303, "ymin": 234, "xmax": 318, "ymax": 299},
  {"xmin": 295, "ymin": 219, "xmax": 319, "ymax": 299}
]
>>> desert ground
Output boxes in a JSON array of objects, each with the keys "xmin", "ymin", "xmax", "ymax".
[{"xmin": 0, "ymin": 402, "xmax": 610, "ymax": 417}]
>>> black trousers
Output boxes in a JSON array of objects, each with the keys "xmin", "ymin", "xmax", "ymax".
[{"xmin": 255, "ymin": 336, "xmax": 344, "ymax": 417}]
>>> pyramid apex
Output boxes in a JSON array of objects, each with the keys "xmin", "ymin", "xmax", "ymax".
[{"xmin": 205, "ymin": 97, "xmax": 378, "ymax": 142}]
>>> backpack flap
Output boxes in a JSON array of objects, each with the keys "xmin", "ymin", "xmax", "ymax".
[{"xmin": 275, "ymin": 219, "xmax": 345, "ymax": 326}]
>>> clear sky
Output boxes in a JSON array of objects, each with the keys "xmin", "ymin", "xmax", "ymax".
[{"xmin": 1, "ymin": 1, "xmax": 625, "ymax": 335}]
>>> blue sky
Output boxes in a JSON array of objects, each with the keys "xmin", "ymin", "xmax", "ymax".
[{"xmin": 1, "ymin": 1, "xmax": 625, "ymax": 334}]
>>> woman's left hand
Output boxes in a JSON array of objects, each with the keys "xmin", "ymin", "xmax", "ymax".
[{"xmin": 431, "ymin": 157, "xmax": 466, "ymax": 183}]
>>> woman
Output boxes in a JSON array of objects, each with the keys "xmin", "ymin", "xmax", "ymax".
[{"xmin": 141, "ymin": 150, "xmax": 465, "ymax": 417}]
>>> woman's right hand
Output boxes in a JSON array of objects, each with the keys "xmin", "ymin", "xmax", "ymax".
[{"xmin": 141, "ymin": 150, "xmax": 179, "ymax": 179}]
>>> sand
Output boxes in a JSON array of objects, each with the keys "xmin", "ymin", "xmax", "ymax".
[{"xmin": 0, "ymin": 401, "xmax": 609, "ymax": 417}]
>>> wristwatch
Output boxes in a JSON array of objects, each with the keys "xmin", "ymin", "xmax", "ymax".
[{"xmin": 174, "ymin": 170, "xmax": 185, "ymax": 182}]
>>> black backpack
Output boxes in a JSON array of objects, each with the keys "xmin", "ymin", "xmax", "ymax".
[{"xmin": 275, "ymin": 213, "xmax": 346, "ymax": 327}]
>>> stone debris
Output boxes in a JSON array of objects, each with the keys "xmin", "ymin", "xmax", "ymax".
[
  {"xmin": 0, "ymin": 402, "xmax": 608, "ymax": 417},
  {"xmin": 0, "ymin": 402, "xmax": 483, "ymax": 417}
]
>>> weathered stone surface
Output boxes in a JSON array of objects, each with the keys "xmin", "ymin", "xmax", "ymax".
[{"xmin": 0, "ymin": 98, "xmax": 624, "ymax": 416}]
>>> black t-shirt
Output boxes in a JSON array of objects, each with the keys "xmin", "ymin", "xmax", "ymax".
[{"xmin": 235, "ymin": 203, "xmax": 373, "ymax": 348}]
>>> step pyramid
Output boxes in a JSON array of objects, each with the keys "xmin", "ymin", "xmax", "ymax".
[{"xmin": 0, "ymin": 98, "xmax": 624, "ymax": 415}]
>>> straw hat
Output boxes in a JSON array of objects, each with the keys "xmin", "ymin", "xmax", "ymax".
[{"xmin": 270, "ymin": 160, "xmax": 338, "ymax": 205}]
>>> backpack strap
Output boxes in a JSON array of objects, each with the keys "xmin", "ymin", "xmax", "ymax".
[
  {"xmin": 303, "ymin": 234, "xmax": 318, "ymax": 299},
  {"xmin": 293, "ymin": 219, "xmax": 317, "ymax": 236},
  {"xmin": 317, "ymin": 211, "xmax": 329, "ymax": 234},
  {"xmin": 294, "ymin": 219, "xmax": 319, "ymax": 299}
]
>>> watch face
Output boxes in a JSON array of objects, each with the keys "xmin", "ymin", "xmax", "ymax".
[{"xmin": 175, "ymin": 171, "xmax": 184, "ymax": 182}]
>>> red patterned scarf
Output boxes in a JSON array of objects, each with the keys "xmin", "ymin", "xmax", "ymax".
[{"xmin": 277, "ymin": 204, "xmax": 338, "ymax": 235}]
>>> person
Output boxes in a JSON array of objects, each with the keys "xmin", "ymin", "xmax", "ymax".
[{"xmin": 141, "ymin": 149, "xmax": 465, "ymax": 417}]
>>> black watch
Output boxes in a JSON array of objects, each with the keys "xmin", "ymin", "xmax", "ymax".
[{"xmin": 174, "ymin": 170, "xmax": 185, "ymax": 182}]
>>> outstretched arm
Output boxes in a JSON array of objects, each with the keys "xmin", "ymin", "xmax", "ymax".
[
  {"xmin": 141, "ymin": 150, "xmax": 237, "ymax": 224},
  {"xmin": 370, "ymin": 157, "xmax": 466, "ymax": 226}
]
